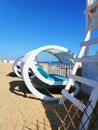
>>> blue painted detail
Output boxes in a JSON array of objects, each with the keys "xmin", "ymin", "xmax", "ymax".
[{"xmin": 37, "ymin": 66, "xmax": 68, "ymax": 81}]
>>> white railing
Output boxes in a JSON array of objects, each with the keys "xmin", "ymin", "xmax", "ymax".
[
  {"xmin": 48, "ymin": 63, "xmax": 73, "ymax": 77},
  {"xmin": 87, "ymin": 0, "xmax": 98, "ymax": 7}
]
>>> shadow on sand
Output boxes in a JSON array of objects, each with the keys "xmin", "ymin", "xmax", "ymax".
[
  {"xmin": 9, "ymin": 80, "xmax": 42, "ymax": 101},
  {"xmin": 7, "ymin": 72, "xmax": 17, "ymax": 77},
  {"xmin": 8, "ymin": 72, "xmax": 65, "ymax": 130}
]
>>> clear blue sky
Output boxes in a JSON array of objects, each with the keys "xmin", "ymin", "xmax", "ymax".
[{"xmin": 0, "ymin": 0, "xmax": 86, "ymax": 60}]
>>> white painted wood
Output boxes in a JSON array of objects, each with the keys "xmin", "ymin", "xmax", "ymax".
[
  {"xmin": 79, "ymin": 85, "xmax": 98, "ymax": 130},
  {"xmin": 87, "ymin": 21, "xmax": 98, "ymax": 31},
  {"xmin": 81, "ymin": 37, "xmax": 98, "ymax": 47},
  {"xmin": 60, "ymin": 0, "xmax": 98, "ymax": 129},
  {"xmin": 21, "ymin": 45, "xmax": 76, "ymax": 101},
  {"xmin": 76, "ymin": 55, "xmax": 98, "ymax": 63},
  {"xmin": 68, "ymin": 74, "xmax": 98, "ymax": 88},
  {"xmin": 61, "ymin": 89, "xmax": 86, "ymax": 112},
  {"xmin": 59, "ymin": 36, "xmax": 90, "ymax": 104},
  {"xmin": 89, "ymin": 11, "xmax": 98, "ymax": 19},
  {"xmin": 13, "ymin": 56, "xmax": 24, "ymax": 78},
  {"xmin": 85, "ymin": 1, "xmax": 98, "ymax": 13}
]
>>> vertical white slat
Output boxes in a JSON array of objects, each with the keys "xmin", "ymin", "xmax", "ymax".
[{"xmin": 79, "ymin": 86, "xmax": 98, "ymax": 130}]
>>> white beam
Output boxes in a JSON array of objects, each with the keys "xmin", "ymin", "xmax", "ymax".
[{"xmin": 67, "ymin": 74, "xmax": 98, "ymax": 88}]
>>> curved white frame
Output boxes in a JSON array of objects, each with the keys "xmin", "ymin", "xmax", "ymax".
[
  {"xmin": 22, "ymin": 45, "xmax": 75, "ymax": 86},
  {"xmin": 13, "ymin": 56, "xmax": 24, "ymax": 78},
  {"xmin": 22, "ymin": 45, "xmax": 77, "ymax": 100},
  {"xmin": 13, "ymin": 49, "xmax": 37, "ymax": 78}
]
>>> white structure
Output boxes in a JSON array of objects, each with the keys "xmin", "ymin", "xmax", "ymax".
[
  {"xmin": 13, "ymin": 56, "xmax": 24, "ymax": 78},
  {"xmin": 3, "ymin": 60, "xmax": 14, "ymax": 64},
  {"xmin": 13, "ymin": 49, "xmax": 37, "ymax": 78},
  {"xmin": 13, "ymin": 45, "xmax": 77, "ymax": 101},
  {"xmin": 21, "ymin": 45, "xmax": 77, "ymax": 101},
  {"xmin": 59, "ymin": 0, "xmax": 98, "ymax": 129}
]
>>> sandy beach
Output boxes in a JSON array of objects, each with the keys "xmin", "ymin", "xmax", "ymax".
[
  {"xmin": 0, "ymin": 63, "xmax": 66, "ymax": 130},
  {"xmin": 0, "ymin": 63, "xmax": 98, "ymax": 130}
]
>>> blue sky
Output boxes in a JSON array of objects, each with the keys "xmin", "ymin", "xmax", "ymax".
[{"xmin": 0, "ymin": 0, "xmax": 86, "ymax": 60}]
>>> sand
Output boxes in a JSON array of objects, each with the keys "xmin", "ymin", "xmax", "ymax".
[
  {"xmin": 0, "ymin": 63, "xmax": 98, "ymax": 130},
  {"xmin": 0, "ymin": 63, "xmax": 66, "ymax": 130}
]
